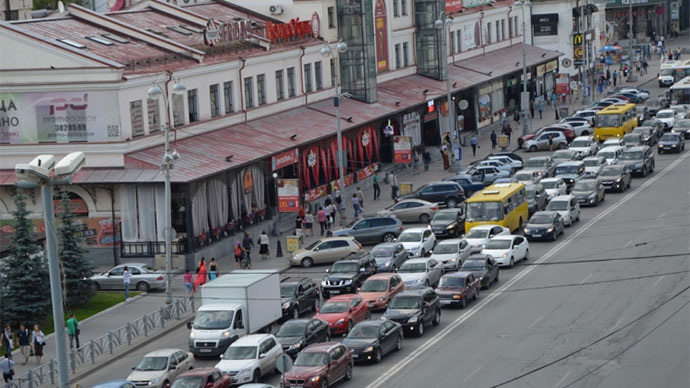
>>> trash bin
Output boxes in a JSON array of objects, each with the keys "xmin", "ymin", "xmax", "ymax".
[
  {"xmin": 498, "ymin": 135, "xmax": 509, "ymax": 151},
  {"xmin": 286, "ymin": 236, "xmax": 300, "ymax": 252}
]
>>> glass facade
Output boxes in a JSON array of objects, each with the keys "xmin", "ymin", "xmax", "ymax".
[
  {"xmin": 414, "ymin": 0, "xmax": 447, "ymax": 80},
  {"xmin": 337, "ymin": 0, "xmax": 377, "ymax": 103}
]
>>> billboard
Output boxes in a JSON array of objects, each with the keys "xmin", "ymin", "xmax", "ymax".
[
  {"xmin": 393, "ymin": 136, "xmax": 412, "ymax": 164},
  {"xmin": 278, "ymin": 179, "xmax": 300, "ymax": 212},
  {"xmin": 445, "ymin": 0, "xmax": 463, "ymax": 14},
  {"xmin": 374, "ymin": 0, "xmax": 389, "ymax": 71}
]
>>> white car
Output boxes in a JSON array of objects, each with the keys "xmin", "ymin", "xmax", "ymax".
[
  {"xmin": 602, "ymin": 138, "xmax": 625, "ymax": 148},
  {"xmin": 545, "ymin": 195, "xmax": 581, "ymax": 226},
  {"xmin": 597, "ymin": 146, "xmax": 624, "ymax": 165},
  {"xmin": 655, "ymin": 109, "xmax": 676, "ymax": 129},
  {"xmin": 561, "ymin": 120, "xmax": 593, "ymax": 136},
  {"xmin": 583, "ymin": 155, "xmax": 606, "ymax": 176},
  {"xmin": 215, "ymin": 334, "xmax": 283, "ymax": 386},
  {"xmin": 669, "ymin": 105, "xmax": 688, "ymax": 120},
  {"xmin": 463, "ymin": 224, "xmax": 510, "ymax": 252},
  {"xmin": 569, "ymin": 136, "xmax": 598, "ymax": 157},
  {"xmin": 572, "ymin": 109, "xmax": 598, "ymax": 121},
  {"xmin": 488, "ymin": 155, "xmax": 523, "ymax": 170},
  {"xmin": 430, "ymin": 238, "xmax": 472, "ymax": 271},
  {"xmin": 620, "ymin": 88, "xmax": 650, "ymax": 100},
  {"xmin": 540, "ymin": 178, "xmax": 568, "ymax": 200},
  {"xmin": 513, "ymin": 170, "xmax": 542, "ymax": 185},
  {"xmin": 397, "ymin": 227, "xmax": 437, "ymax": 257},
  {"xmin": 475, "ymin": 159, "xmax": 513, "ymax": 174},
  {"xmin": 397, "ymin": 257, "xmax": 444, "ymax": 287},
  {"xmin": 481, "ymin": 235, "xmax": 529, "ymax": 268},
  {"xmin": 127, "ymin": 349, "xmax": 194, "ymax": 388}
]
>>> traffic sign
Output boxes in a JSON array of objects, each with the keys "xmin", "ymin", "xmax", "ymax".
[{"xmin": 276, "ymin": 354, "xmax": 293, "ymax": 373}]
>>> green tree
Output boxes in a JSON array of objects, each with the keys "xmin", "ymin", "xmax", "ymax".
[
  {"xmin": 0, "ymin": 191, "xmax": 50, "ymax": 327},
  {"xmin": 58, "ymin": 191, "xmax": 95, "ymax": 308},
  {"xmin": 33, "ymin": 0, "xmax": 77, "ymax": 10}
]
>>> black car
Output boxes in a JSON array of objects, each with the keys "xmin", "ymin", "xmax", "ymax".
[
  {"xmin": 382, "ymin": 288, "xmax": 441, "ymax": 337},
  {"xmin": 275, "ymin": 318, "xmax": 330, "ymax": 358},
  {"xmin": 280, "ymin": 277, "xmax": 320, "ymax": 321},
  {"xmin": 672, "ymin": 119, "xmax": 690, "ymax": 139},
  {"xmin": 430, "ymin": 208, "xmax": 465, "ymax": 238},
  {"xmin": 343, "ymin": 320, "xmax": 403, "ymax": 363},
  {"xmin": 321, "ymin": 255, "xmax": 377, "ymax": 298},
  {"xmin": 641, "ymin": 118, "xmax": 666, "ymax": 136},
  {"xmin": 523, "ymin": 211, "xmax": 565, "ymax": 241},
  {"xmin": 620, "ymin": 146, "xmax": 655, "ymax": 177},
  {"xmin": 399, "ymin": 181, "xmax": 465, "ymax": 208},
  {"xmin": 459, "ymin": 254, "xmax": 499, "ymax": 289},
  {"xmin": 631, "ymin": 126, "xmax": 658, "ymax": 146},
  {"xmin": 599, "ymin": 164, "xmax": 632, "ymax": 192},
  {"xmin": 525, "ymin": 184, "xmax": 548, "ymax": 215},
  {"xmin": 370, "ymin": 242, "xmax": 408, "ymax": 272},
  {"xmin": 657, "ymin": 133, "xmax": 685, "ymax": 154},
  {"xmin": 570, "ymin": 178, "xmax": 606, "ymax": 206}
]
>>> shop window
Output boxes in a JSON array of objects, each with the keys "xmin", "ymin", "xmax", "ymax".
[
  {"xmin": 209, "ymin": 84, "xmax": 220, "ymax": 118},
  {"xmin": 244, "ymin": 77, "xmax": 254, "ymax": 108},
  {"xmin": 276, "ymin": 70, "xmax": 285, "ymax": 100},
  {"xmin": 257, "ymin": 74, "xmax": 266, "ymax": 105},
  {"xmin": 223, "ymin": 81, "xmax": 234, "ymax": 114},
  {"xmin": 130, "ymin": 100, "xmax": 144, "ymax": 137},
  {"xmin": 147, "ymin": 98, "xmax": 160, "ymax": 133},
  {"xmin": 187, "ymin": 89, "xmax": 199, "ymax": 122}
]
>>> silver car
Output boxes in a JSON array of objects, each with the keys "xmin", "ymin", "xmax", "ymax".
[{"xmin": 91, "ymin": 263, "xmax": 165, "ymax": 292}]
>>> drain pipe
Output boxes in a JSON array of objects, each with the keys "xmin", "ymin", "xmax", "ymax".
[
  {"xmin": 299, "ymin": 46, "xmax": 307, "ymax": 104},
  {"xmin": 238, "ymin": 57, "xmax": 248, "ymax": 122}
]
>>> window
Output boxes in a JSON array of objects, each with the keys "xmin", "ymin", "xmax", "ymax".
[
  {"xmin": 501, "ymin": 19, "xmax": 506, "ymax": 41},
  {"xmin": 209, "ymin": 84, "xmax": 220, "ymax": 118},
  {"xmin": 456, "ymin": 30, "xmax": 462, "ymax": 52},
  {"xmin": 287, "ymin": 67, "xmax": 296, "ymax": 97},
  {"xmin": 402, "ymin": 42, "xmax": 409, "ymax": 67},
  {"xmin": 450, "ymin": 31, "xmax": 456, "ymax": 54},
  {"xmin": 146, "ymin": 98, "xmax": 160, "ymax": 133},
  {"xmin": 315, "ymin": 61, "xmax": 323, "ymax": 90},
  {"xmin": 328, "ymin": 6, "xmax": 335, "ymax": 28},
  {"xmin": 395, "ymin": 43, "xmax": 401, "ymax": 69},
  {"xmin": 130, "ymin": 100, "xmax": 144, "ymax": 137},
  {"xmin": 401, "ymin": 0, "xmax": 407, "ymax": 15},
  {"xmin": 172, "ymin": 94, "xmax": 184, "ymax": 127},
  {"xmin": 234, "ymin": 310, "xmax": 244, "ymax": 329},
  {"xmin": 496, "ymin": 21, "xmax": 500, "ymax": 41},
  {"xmin": 244, "ymin": 77, "xmax": 254, "ymax": 108},
  {"xmin": 223, "ymin": 81, "xmax": 234, "ymax": 114},
  {"xmin": 187, "ymin": 89, "xmax": 199, "ymax": 122},
  {"xmin": 509, "ymin": 17, "xmax": 513, "ymax": 38},
  {"xmin": 304, "ymin": 63, "xmax": 312, "ymax": 93},
  {"xmin": 257, "ymin": 74, "xmax": 266, "ymax": 105},
  {"xmin": 514, "ymin": 16, "xmax": 519, "ymax": 35},
  {"xmin": 393, "ymin": 0, "xmax": 399, "ymax": 16},
  {"xmin": 487, "ymin": 22, "xmax": 492, "ymax": 44},
  {"xmin": 275, "ymin": 70, "xmax": 285, "ymax": 100}
]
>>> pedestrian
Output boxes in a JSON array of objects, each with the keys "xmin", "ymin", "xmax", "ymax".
[
  {"xmin": 422, "ymin": 150, "xmax": 431, "ymax": 172},
  {"xmin": 548, "ymin": 133, "xmax": 555, "ymax": 151},
  {"xmin": 412, "ymin": 152, "xmax": 420, "ymax": 174},
  {"xmin": 606, "ymin": 69, "xmax": 611, "ymax": 81},
  {"xmin": 674, "ymin": 48, "xmax": 680, "ymax": 60},
  {"xmin": 194, "ymin": 258, "xmax": 207, "ymax": 291},
  {"xmin": 623, "ymin": 64, "xmax": 629, "ymax": 78},
  {"xmin": 31, "ymin": 325, "xmax": 44, "ymax": 365},
  {"xmin": 441, "ymin": 144, "xmax": 450, "ymax": 170},
  {"xmin": 1, "ymin": 324, "xmax": 11, "ymax": 358},
  {"xmin": 642, "ymin": 59, "xmax": 648, "ymax": 75},
  {"xmin": 16, "ymin": 324, "xmax": 30, "ymax": 365},
  {"xmin": 504, "ymin": 124, "xmax": 512, "ymax": 144},
  {"xmin": 304, "ymin": 210, "xmax": 314, "ymax": 236},
  {"xmin": 184, "ymin": 269, "xmax": 193, "ymax": 295},
  {"xmin": 372, "ymin": 173, "xmax": 381, "ymax": 200},
  {"xmin": 513, "ymin": 109, "xmax": 520, "ymax": 124},
  {"xmin": 317, "ymin": 207, "xmax": 327, "ymax": 236},
  {"xmin": 258, "ymin": 231, "xmax": 269, "ymax": 260},
  {"xmin": 234, "ymin": 241, "xmax": 243, "ymax": 269},
  {"xmin": 327, "ymin": 202, "xmax": 337, "ymax": 227},
  {"xmin": 352, "ymin": 194, "xmax": 362, "ymax": 218},
  {"xmin": 324, "ymin": 194, "xmax": 332, "ymax": 208},
  {"xmin": 490, "ymin": 130, "xmax": 497, "ymax": 149},
  {"xmin": 529, "ymin": 98, "xmax": 535, "ymax": 118},
  {"xmin": 668, "ymin": 50, "xmax": 673, "ymax": 61},
  {"xmin": 550, "ymin": 91, "xmax": 557, "ymax": 106},
  {"xmin": 334, "ymin": 188, "xmax": 342, "ymax": 208},
  {"xmin": 66, "ymin": 312, "xmax": 79, "ymax": 350},
  {"xmin": 442, "ymin": 132, "xmax": 452, "ymax": 148},
  {"xmin": 500, "ymin": 110, "xmax": 506, "ymax": 127},
  {"xmin": 537, "ymin": 100, "xmax": 544, "ymax": 119},
  {"xmin": 470, "ymin": 135, "xmax": 479, "ymax": 156},
  {"xmin": 242, "ymin": 232, "xmax": 253, "ymax": 268},
  {"xmin": 612, "ymin": 70, "xmax": 618, "ymax": 87},
  {"xmin": 0, "ymin": 355, "xmax": 15, "ymax": 383},
  {"xmin": 390, "ymin": 172, "xmax": 399, "ymax": 201},
  {"xmin": 123, "ymin": 265, "xmax": 132, "ymax": 301},
  {"xmin": 208, "ymin": 257, "xmax": 218, "ymax": 280},
  {"xmin": 356, "ymin": 187, "xmax": 364, "ymax": 209}
]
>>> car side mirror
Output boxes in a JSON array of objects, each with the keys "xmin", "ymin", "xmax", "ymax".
[
  {"xmin": 219, "ymin": 354, "xmax": 223, "ymax": 359},
  {"xmin": 314, "ymin": 247, "xmax": 320, "ymax": 251},
  {"xmin": 360, "ymin": 268, "xmax": 365, "ymax": 272},
  {"xmin": 169, "ymin": 365, "xmax": 177, "ymax": 370},
  {"xmin": 259, "ymin": 353, "xmax": 267, "ymax": 359},
  {"xmin": 206, "ymin": 383, "xmax": 215, "ymax": 388},
  {"xmin": 186, "ymin": 320, "xmax": 193, "ymax": 330}
]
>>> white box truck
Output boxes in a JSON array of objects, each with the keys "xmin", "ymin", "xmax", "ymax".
[{"xmin": 187, "ymin": 269, "xmax": 281, "ymax": 356}]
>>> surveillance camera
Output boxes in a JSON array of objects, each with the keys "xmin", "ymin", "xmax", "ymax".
[
  {"xmin": 171, "ymin": 150, "xmax": 180, "ymax": 161},
  {"xmin": 54, "ymin": 152, "xmax": 86, "ymax": 178}
]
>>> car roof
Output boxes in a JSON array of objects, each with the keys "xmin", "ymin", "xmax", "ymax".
[
  {"xmin": 540, "ymin": 177, "xmax": 562, "ymax": 182},
  {"xmin": 402, "ymin": 227, "xmax": 432, "ymax": 233},
  {"xmin": 177, "ymin": 367, "xmax": 222, "ymax": 377},
  {"xmin": 442, "ymin": 271, "xmax": 472, "ymax": 279},
  {"xmin": 373, "ymin": 242, "xmax": 399, "ymax": 249},
  {"xmin": 489, "ymin": 235, "xmax": 518, "ymax": 241},
  {"xmin": 551, "ymin": 195, "xmax": 574, "ymax": 201},
  {"xmin": 367, "ymin": 273, "xmax": 398, "ymax": 280},
  {"xmin": 532, "ymin": 210, "xmax": 558, "ymax": 217},
  {"xmin": 303, "ymin": 342, "xmax": 342, "ymax": 353},
  {"xmin": 353, "ymin": 319, "xmax": 388, "ymax": 327},
  {"xmin": 92, "ymin": 381, "xmax": 132, "ymax": 388},
  {"xmin": 232, "ymin": 334, "xmax": 274, "ymax": 346},
  {"xmin": 325, "ymin": 293, "xmax": 360, "ymax": 302},
  {"xmin": 396, "ymin": 199, "xmax": 435, "ymax": 205},
  {"xmin": 468, "ymin": 224, "xmax": 501, "ymax": 231},
  {"xmin": 436, "ymin": 208, "xmax": 461, "ymax": 214},
  {"xmin": 405, "ymin": 257, "xmax": 434, "ymax": 264},
  {"xmin": 573, "ymin": 135, "xmax": 593, "ymax": 140},
  {"xmin": 144, "ymin": 348, "xmax": 181, "ymax": 357},
  {"xmin": 599, "ymin": 145, "xmax": 624, "ymax": 151},
  {"xmin": 583, "ymin": 155, "xmax": 605, "ymax": 160},
  {"xmin": 624, "ymin": 146, "xmax": 649, "ymax": 152},
  {"xmin": 553, "ymin": 149, "xmax": 575, "ymax": 153},
  {"xmin": 557, "ymin": 161, "xmax": 584, "ymax": 166},
  {"xmin": 397, "ymin": 287, "xmax": 433, "ymax": 296}
]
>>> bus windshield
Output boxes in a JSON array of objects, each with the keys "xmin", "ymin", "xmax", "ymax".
[
  {"xmin": 466, "ymin": 201, "xmax": 503, "ymax": 222},
  {"xmin": 596, "ymin": 114, "xmax": 621, "ymax": 127}
]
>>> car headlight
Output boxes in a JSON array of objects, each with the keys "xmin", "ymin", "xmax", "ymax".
[
  {"xmin": 672, "ymin": 144, "xmax": 678, "ymax": 147},
  {"xmin": 149, "ymin": 378, "xmax": 160, "ymax": 385},
  {"xmin": 407, "ymin": 315, "xmax": 418, "ymax": 323},
  {"xmin": 384, "ymin": 261, "xmax": 391, "ymax": 267},
  {"xmin": 616, "ymin": 178, "xmax": 622, "ymax": 182},
  {"xmin": 283, "ymin": 302, "xmax": 291, "ymax": 309},
  {"xmin": 379, "ymin": 295, "xmax": 387, "ymax": 301},
  {"xmin": 524, "ymin": 228, "xmax": 532, "ymax": 233},
  {"xmin": 222, "ymin": 330, "xmax": 232, "ymax": 337},
  {"xmin": 547, "ymin": 228, "xmax": 554, "ymax": 232},
  {"xmin": 290, "ymin": 342, "xmax": 302, "ymax": 350},
  {"xmin": 321, "ymin": 280, "xmax": 328, "ymax": 286},
  {"xmin": 502, "ymin": 252, "xmax": 508, "ymax": 258},
  {"xmin": 446, "ymin": 225, "xmax": 455, "ymax": 230},
  {"xmin": 453, "ymin": 294, "xmax": 462, "ymax": 299},
  {"xmin": 450, "ymin": 258, "xmax": 457, "ymax": 262},
  {"xmin": 189, "ymin": 331, "xmax": 195, "ymax": 339},
  {"xmin": 309, "ymin": 376, "xmax": 322, "ymax": 383},
  {"xmin": 343, "ymin": 280, "xmax": 352, "ymax": 285},
  {"xmin": 364, "ymin": 346, "xmax": 374, "ymax": 352},
  {"xmin": 335, "ymin": 318, "xmax": 345, "ymax": 325}
]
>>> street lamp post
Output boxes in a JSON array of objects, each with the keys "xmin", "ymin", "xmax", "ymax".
[
  {"xmin": 626, "ymin": 0, "xmax": 637, "ymax": 82},
  {"xmin": 435, "ymin": 13, "xmax": 457, "ymax": 171},
  {"xmin": 148, "ymin": 80, "xmax": 185, "ymax": 305},
  {"xmin": 15, "ymin": 151, "xmax": 87, "ymax": 388},
  {"xmin": 272, "ymin": 172, "xmax": 280, "ymax": 236},
  {"xmin": 515, "ymin": 0, "xmax": 531, "ymax": 136},
  {"xmin": 321, "ymin": 41, "xmax": 348, "ymax": 192}
]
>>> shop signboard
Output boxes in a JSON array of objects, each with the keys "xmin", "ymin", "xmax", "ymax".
[
  {"xmin": 445, "ymin": 0, "xmax": 462, "ymax": 13},
  {"xmin": 399, "ymin": 183, "xmax": 413, "ymax": 195},
  {"xmin": 0, "ymin": 217, "xmax": 120, "ymax": 247},
  {"xmin": 53, "ymin": 198, "xmax": 89, "ymax": 215},
  {"xmin": 374, "ymin": 0, "xmax": 389, "ymax": 71},
  {"xmin": 556, "ymin": 73, "xmax": 570, "ymax": 95},
  {"xmin": 463, "ymin": 0, "xmax": 491, "ymax": 7},
  {"xmin": 604, "ymin": 0, "xmax": 666, "ymax": 7},
  {"xmin": 393, "ymin": 136, "xmax": 412, "ymax": 164},
  {"xmin": 531, "ymin": 14, "xmax": 558, "ymax": 36},
  {"xmin": 356, "ymin": 164, "xmax": 377, "ymax": 181},
  {"xmin": 265, "ymin": 17, "xmax": 318, "ymax": 43},
  {"xmin": 304, "ymin": 184, "xmax": 328, "ymax": 202},
  {"xmin": 278, "ymin": 179, "xmax": 300, "ymax": 212},
  {"xmin": 545, "ymin": 59, "xmax": 558, "ymax": 73},
  {"xmin": 272, "ymin": 148, "xmax": 299, "ymax": 171}
]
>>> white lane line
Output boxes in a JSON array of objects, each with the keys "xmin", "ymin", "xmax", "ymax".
[
  {"xmin": 612, "ymin": 317, "xmax": 625, "ymax": 329},
  {"xmin": 622, "ymin": 240, "xmax": 633, "ymax": 248},
  {"xmin": 657, "ymin": 211, "xmax": 666, "ymax": 220},
  {"xmin": 365, "ymin": 153, "xmax": 690, "ymax": 388},
  {"xmin": 580, "ymin": 273, "xmax": 593, "ymax": 284},
  {"xmin": 462, "ymin": 365, "xmax": 483, "ymax": 383},
  {"xmin": 528, "ymin": 315, "xmax": 543, "ymax": 329},
  {"xmin": 653, "ymin": 275, "xmax": 665, "ymax": 288},
  {"xmin": 554, "ymin": 371, "xmax": 572, "ymax": 387}
]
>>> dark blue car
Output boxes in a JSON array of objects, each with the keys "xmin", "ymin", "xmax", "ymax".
[
  {"xmin": 443, "ymin": 174, "xmax": 485, "ymax": 197},
  {"xmin": 657, "ymin": 133, "xmax": 685, "ymax": 154}
]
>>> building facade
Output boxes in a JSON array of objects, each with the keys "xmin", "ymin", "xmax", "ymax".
[{"xmin": 1, "ymin": 0, "xmax": 33, "ymax": 21}]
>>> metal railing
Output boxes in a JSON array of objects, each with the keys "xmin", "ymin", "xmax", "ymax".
[
  {"xmin": 2, "ymin": 297, "xmax": 195, "ymax": 388},
  {"xmin": 121, "ymin": 241, "xmax": 187, "ymax": 257}
]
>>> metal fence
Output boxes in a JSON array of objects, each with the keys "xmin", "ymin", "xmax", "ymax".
[{"xmin": 2, "ymin": 297, "xmax": 195, "ymax": 388}]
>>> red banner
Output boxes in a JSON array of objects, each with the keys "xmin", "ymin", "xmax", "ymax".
[
  {"xmin": 53, "ymin": 198, "xmax": 89, "ymax": 215},
  {"xmin": 374, "ymin": 0, "xmax": 389, "ymax": 71},
  {"xmin": 304, "ymin": 184, "xmax": 328, "ymax": 202},
  {"xmin": 272, "ymin": 148, "xmax": 299, "ymax": 171},
  {"xmin": 445, "ymin": 0, "xmax": 463, "ymax": 13}
]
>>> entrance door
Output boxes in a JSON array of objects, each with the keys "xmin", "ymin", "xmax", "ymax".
[{"xmin": 423, "ymin": 120, "xmax": 440, "ymax": 146}]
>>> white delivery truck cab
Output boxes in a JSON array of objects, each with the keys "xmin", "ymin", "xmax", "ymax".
[
  {"xmin": 658, "ymin": 61, "xmax": 677, "ymax": 87},
  {"xmin": 188, "ymin": 269, "xmax": 281, "ymax": 356}
]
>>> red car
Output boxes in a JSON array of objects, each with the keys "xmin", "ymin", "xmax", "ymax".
[
  {"xmin": 359, "ymin": 273, "xmax": 404, "ymax": 311},
  {"xmin": 435, "ymin": 272, "xmax": 481, "ymax": 309},
  {"xmin": 518, "ymin": 125, "xmax": 576, "ymax": 147},
  {"xmin": 284, "ymin": 342, "xmax": 353, "ymax": 388},
  {"xmin": 171, "ymin": 368, "xmax": 231, "ymax": 388},
  {"xmin": 314, "ymin": 294, "xmax": 370, "ymax": 335}
]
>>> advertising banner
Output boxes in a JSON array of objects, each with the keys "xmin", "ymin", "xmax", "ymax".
[
  {"xmin": 374, "ymin": 0, "xmax": 389, "ymax": 71},
  {"xmin": 0, "ymin": 91, "xmax": 121, "ymax": 144},
  {"xmin": 304, "ymin": 184, "xmax": 328, "ymax": 202},
  {"xmin": 272, "ymin": 148, "xmax": 299, "ymax": 171},
  {"xmin": 445, "ymin": 0, "xmax": 462, "ymax": 14},
  {"xmin": 0, "ymin": 216, "xmax": 120, "ymax": 248},
  {"xmin": 393, "ymin": 136, "xmax": 412, "ymax": 164},
  {"xmin": 356, "ymin": 164, "xmax": 377, "ymax": 181},
  {"xmin": 278, "ymin": 179, "xmax": 300, "ymax": 212},
  {"xmin": 463, "ymin": 23, "xmax": 478, "ymax": 50}
]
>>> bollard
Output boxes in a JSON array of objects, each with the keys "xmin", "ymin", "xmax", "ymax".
[
  {"xmin": 126, "ymin": 322, "xmax": 132, "ymax": 346},
  {"xmin": 49, "ymin": 359, "xmax": 55, "ymax": 384},
  {"xmin": 28, "ymin": 369, "xmax": 34, "ymax": 388},
  {"xmin": 174, "ymin": 299, "xmax": 181, "ymax": 320},
  {"xmin": 276, "ymin": 240, "xmax": 283, "ymax": 257},
  {"xmin": 160, "ymin": 307, "xmax": 166, "ymax": 328},
  {"xmin": 107, "ymin": 332, "xmax": 114, "ymax": 354},
  {"xmin": 70, "ymin": 350, "xmax": 75, "ymax": 374},
  {"xmin": 89, "ymin": 341, "xmax": 95, "ymax": 364}
]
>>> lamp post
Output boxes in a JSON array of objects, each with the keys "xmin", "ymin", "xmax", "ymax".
[
  {"xmin": 15, "ymin": 151, "xmax": 86, "ymax": 388},
  {"xmin": 272, "ymin": 172, "xmax": 280, "ymax": 236},
  {"xmin": 626, "ymin": 0, "xmax": 637, "ymax": 82},
  {"xmin": 148, "ymin": 80, "xmax": 185, "ymax": 305},
  {"xmin": 515, "ymin": 0, "xmax": 531, "ymax": 136},
  {"xmin": 435, "ymin": 13, "xmax": 457, "ymax": 170},
  {"xmin": 321, "ymin": 41, "xmax": 348, "ymax": 192}
]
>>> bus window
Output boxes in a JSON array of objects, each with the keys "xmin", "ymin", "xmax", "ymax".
[{"xmin": 596, "ymin": 114, "xmax": 621, "ymax": 127}]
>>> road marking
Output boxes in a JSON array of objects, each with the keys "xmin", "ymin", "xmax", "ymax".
[
  {"xmin": 612, "ymin": 317, "xmax": 625, "ymax": 329},
  {"xmin": 622, "ymin": 240, "xmax": 633, "ymax": 248},
  {"xmin": 365, "ymin": 152, "xmax": 690, "ymax": 388},
  {"xmin": 653, "ymin": 275, "xmax": 665, "ymax": 288},
  {"xmin": 657, "ymin": 211, "xmax": 666, "ymax": 220},
  {"xmin": 580, "ymin": 273, "xmax": 593, "ymax": 284},
  {"xmin": 554, "ymin": 370, "xmax": 572, "ymax": 387},
  {"xmin": 527, "ymin": 315, "xmax": 543, "ymax": 329},
  {"xmin": 462, "ymin": 365, "xmax": 483, "ymax": 383}
]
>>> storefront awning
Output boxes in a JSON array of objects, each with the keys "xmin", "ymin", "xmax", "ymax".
[{"xmin": 452, "ymin": 43, "xmax": 562, "ymax": 82}]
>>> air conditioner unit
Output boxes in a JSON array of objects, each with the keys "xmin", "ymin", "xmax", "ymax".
[{"xmin": 269, "ymin": 5, "xmax": 283, "ymax": 15}]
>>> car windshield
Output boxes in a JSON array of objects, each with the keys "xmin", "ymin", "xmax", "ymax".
[
  {"xmin": 305, "ymin": 240, "xmax": 321, "ymax": 250},
  {"xmin": 632, "ymin": 127, "xmax": 650, "ymax": 135},
  {"xmin": 398, "ymin": 262, "xmax": 426, "ymax": 273},
  {"xmin": 438, "ymin": 277, "xmax": 466, "ymax": 288},
  {"xmin": 466, "ymin": 228, "xmax": 490, "ymax": 239},
  {"xmin": 466, "ymin": 202, "xmax": 503, "ymax": 222},
  {"xmin": 371, "ymin": 246, "xmax": 394, "ymax": 257},
  {"xmin": 294, "ymin": 352, "xmax": 327, "ymax": 367},
  {"xmin": 361, "ymin": 279, "xmax": 388, "ymax": 292},
  {"xmin": 601, "ymin": 166, "xmax": 624, "ymax": 176},
  {"xmin": 347, "ymin": 324, "xmax": 380, "ymax": 339},
  {"xmin": 135, "ymin": 356, "xmax": 168, "ymax": 371},
  {"xmin": 484, "ymin": 239, "xmax": 511, "ymax": 249},
  {"xmin": 330, "ymin": 262, "xmax": 359, "ymax": 273},
  {"xmin": 460, "ymin": 260, "xmax": 487, "ymax": 271},
  {"xmin": 526, "ymin": 189, "xmax": 537, "ymax": 199},
  {"xmin": 570, "ymin": 140, "xmax": 591, "ymax": 148},
  {"xmin": 514, "ymin": 173, "xmax": 533, "ymax": 182},
  {"xmin": 598, "ymin": 151, "xmax": 615, "ymax": 160},
  {"xmin": 623, "ymin": 134, "xmax": 641, "ymax": 143},
  {"xmin": 276, "ymin": 322, "xmax": 306, "ymax": 337},
  {"xmin": 676, "ymin": 120, "xmax": 690, "ymax": 128},
  {"xmin": 193, "ymin": 310, "xmax": 233, "ymax": 330},
  {"xmin": 556, "ymin": 165, "xmax": 581, "ymax": 175},
  {"xmin": 573, "ymin": 180, "xmax": 596, "ymax": 191},
  {"xmin": 320, "ymin": 302, "xmax": 348, "ymax": 313},
  {"xmin": 541, "ymin": 180, "xmax": 559, "ymax": 189},
  {"xmin": 223, "ymin": 346, "xmax": 257, "ymax": 360},
  {"xmin": 398, "ymin": 232, "xmax": 421, "ymax": 242},
  {"xmin": 621, "ymin": 151, "xmax": 644, "ymax": 160},
  {"xmin": 656, "ymin": 111, "xmax": 673, "ymax": 118},
  {"xmin": 660, "ymin": 68, "xmax": 673, "ymax": 75},
  {"xmin": 170, "ymin": 376, "xmax": 204, "ymax": 388},
  {"xmin": 525, "ymin": 158, "xmax": 547, "ymax": 168},
  {"xmin": 583, "ymin": 159, "xmax": 600, "ymax": 167},
  {"xmin": 553, "ymin": 152, "xmax": 573, "ymax": 160},
  {"xmin": 546, "ymin": 201, "xmax": 569, "ymax": 211},
  {"xmin": 434, "ymin": 243, "xmax": 459, "ymax": 254},
  {"xmin": 389, "ymin": 296, "xmax": 421, "ymax": 309},
  {"xmin": 596, "ymin": 114, "xmax": 622, "ymax": 127},
  {"xmin": 660, "ymin": 134, "xmax": 679, "ymax": 141},
  {"xmin": 529, "ymin": 214, "xmax": 553, "ymax": 224},
  {"xmin": 433, "ymin": 211, "xmax": 457, "ymax": 221},
  {"xmin": 280, "ymin": 285, "xmax": 296, "ymax": 298}
]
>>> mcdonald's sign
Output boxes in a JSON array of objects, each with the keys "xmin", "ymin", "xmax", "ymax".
[{"xmin": 572, "ymin": 33, "xmax": 583, "ymax": 46}]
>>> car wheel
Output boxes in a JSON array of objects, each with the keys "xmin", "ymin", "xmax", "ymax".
[
  {"xmin": 92, "ymin": 282, "xmax": 101, "ymax": 292},
  {"xmin": 558, "ymin": 143, "xmax": 567, "ymax": 149},
  {"xmin": 446, "ymin": 198, "xmax": 457, "ymax": 208},
  {"xmin": 642, "ymin": 167, "xmax": 648, "ymax": 177},
  {"xmin": 529, "ymin": 145, "xmax": 537, "ymax": 152},
  {"xmin": 551, "ymin": 231, "xmax": 558, "ymax": 241},
  {"xmin": 524, "ymin": 249, "xmax": 529, "ymax": 261},
  {"xmin": 320, "ymin": 379, "xmax": 328, "ymax": 388},
  {"xmin": 419, "ymin": 213, "xmax": 431, "ymax": 223},
  {"xmin": 395, "ymin": 335, "xmax": 403, "ymax": 351},
  {"xmin": 345, "ymin": 363, "xmax": 353, "ymax": 380},
  {"xmin": 461, "ymin": 297, "xmax": 467, "ymax": 309},
  {"xmin": 474, "ymin": 288, "xmax": 479, "ymax": 300},
  {"xmin": 136, "ymin": 282, "xmax": 150, "ymax": 292},
  {"xmin": 301, "ymin": 258, "xmax": 314, "ymax": 268},
  {"xmin": 432, "ymin": 309, "xmax": 441, "ymax": 326},
  {"xmin": 374, "ymin": 347, "xmax": 383, "ymax": 363},
  {"xmin": 293, "ymin": 307, "xmax": 300, "ymax": 319},
  {"xmin": 417, "ymin": 322, "xmax": 425, "ymax": 336},
  {"xmin": 382, "ymin": 233, "xmax": 396, "ymax": 242},
  {"xmin": 509, "ymin": 257, "xmax": 514, "ymax": 268},
  {"xmin": 163, "ymin": 380, "xmax": 170, "ymax": 388}
]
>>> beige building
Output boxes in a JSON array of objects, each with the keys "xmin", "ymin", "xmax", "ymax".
[{"xmin": 1, "ymin": 0, "xmax": 33, "ymax": 20}]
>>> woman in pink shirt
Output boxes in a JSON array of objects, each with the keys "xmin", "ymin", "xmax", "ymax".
[{"xmin": 183, "ymin": 269, "xmax": 193, "ymax": 295}]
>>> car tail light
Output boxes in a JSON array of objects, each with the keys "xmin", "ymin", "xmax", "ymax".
[
  {"xmin": 398, "ymin": 226, "xmax": 403, "ymax": 232},
  {"xmin": 430, "ymin": 206, "xmax": 438, "ymax": 211},
  {"xmin": 357, "ymin": 242, "xmax": 362, "ymax": 249},
  {"xmin": 156, "ymin": 276, "xmax": 164, "ymax": 281}
]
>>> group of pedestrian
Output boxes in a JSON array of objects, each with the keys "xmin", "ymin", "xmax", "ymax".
[{"xmin": 1, "ymin": 322, "xmax": 47, "ymax": 382}]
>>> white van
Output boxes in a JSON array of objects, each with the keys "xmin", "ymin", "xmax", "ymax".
[
  {"xmin": 596, "ymin": 146, "xmax": 625, "ymax": 165},
  {"xmin": 658, "ymin": 61, "xmax": 677, "ymax": 87}
]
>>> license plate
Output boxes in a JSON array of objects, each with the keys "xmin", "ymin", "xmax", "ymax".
[
  {"xmin": 532, "ymin": 234, "xmax": 541, "ymax": 238},
  {"xmin": 199, "ymin": 349, "xmax": 211, "ymax": 353},
  {"xmin": 353, "ymin": 353, "xmax": 360, "ymax": 359},
  {"xmin": 440, "ymin": 300, "xmax": 452, "ymax": 305},
  {"xmin": 330, "ymin": 290, "xmax": 340, "ymax": 294}
]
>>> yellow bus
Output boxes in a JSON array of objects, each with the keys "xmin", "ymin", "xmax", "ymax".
[
  {"xmin": 465, "ymin": 183, "xmax": 528, "ymax": 232},
  {"xmin": 593, "ymin": 103, "xmax": 637, "ymax": 141}
]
